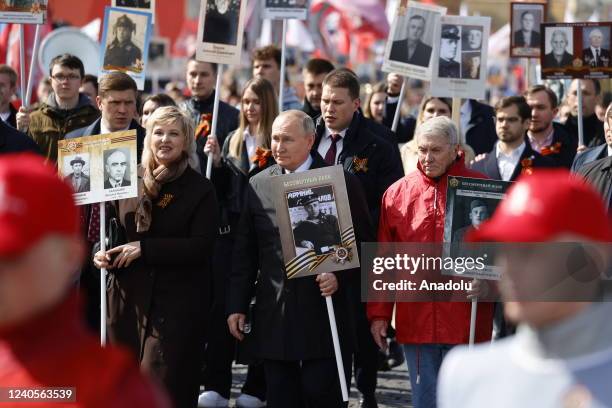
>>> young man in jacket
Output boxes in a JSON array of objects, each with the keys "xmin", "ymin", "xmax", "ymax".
[
  {"xmin": 368, "ymin": 116, "xmax": 494, "ymax": 408},
  {"xmin": 301, "ymin": 58, "xmax": 335, "ymax": 119},
  {"xmin": 16, "ymin": 54, "xmax": 99, "ymax": 162},
  {"xmin": 0, "ymin": 64, "xmax": 18, "ymax": 128}
]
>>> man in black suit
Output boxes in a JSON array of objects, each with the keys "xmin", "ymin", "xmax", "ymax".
[
  {"xmin": 543, "ymin": 29, "xmax": 573, "ymax": 68},
  {"xmin": 438, "ymin": 25, "xmax": 461, "ymax": 78},
  {"xmin": 582, "ymin": 28, "xmax": 610, "ymax": 68},
  {"xmin": 513, "ymin": 10, "xmax": 541, "ymax": 48},
  {"xmin": 563, "ymin": 79, "xmax": 606, "ymax": 148},
  {"xmin": 64, "ymin": 156, "xmax": 91, "ymax": 193},
  {"xmin": 0, "ymin": 119, "xmax": 41, "ymax": 155},
  {"xmin": 471, "ymin": 96, "xmax": 554, "ymax": 181},
  {"xmin": 103, "ymin": 149, "xmax": 130, "ymax": 189},
  {"xmin": 389, "ymin": 14, "xmax": 432, "ymax": 67},
  {"xmin": 228, "ymin": 110, "xmax": 374, "ymax": 408}
]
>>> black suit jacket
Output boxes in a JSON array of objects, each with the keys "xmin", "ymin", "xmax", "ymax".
[
  {"xmin": 65, "ymin": 118, "xmax": 145, "ymax": 163},
  {"xmin": 571, "ymin": 143, "xmax": 608, "ymax": 172},
  {"xmin": 526, "ymin": 123, "xmax": 577, "ymax": 169},
  {"xmin": 513, "ymin": 30, "xmax": 541, "ymax": 48},
  {"xmin": 104, "ymin": 178, "xmax": 131, "ymax": 189},
  {"xmin": 582, "ymin": 47, "xmax": 611, "ymax": 67},
  {"xmin": 389, "ymin": 39, "xmax": 432, "ymax": 67},
  {"xmin": 314, "ymin": 113, "xmax": 404, "ymax": 223},
  {"xmin": 578, "ymin": 155, "xmax": 612, "ymax": 211},
  {"xmin": 0, "ymin": 119, "xmax": 41, "ymax": 155},
  {"xmin": 543, "ymin": 52, "xmax": 573, "ymax": 68},
  {"xmin": 470, "ymin": 141, "xmax": 556, "ymax": 181},
  {"xmin": 228, "ymin": 153, "xmax": 375, "ymax": 361}
]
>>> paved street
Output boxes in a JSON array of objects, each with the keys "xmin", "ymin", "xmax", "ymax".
[{"xmin": 223, "ymin": 363, "xmax": 412, "ymax": 407}]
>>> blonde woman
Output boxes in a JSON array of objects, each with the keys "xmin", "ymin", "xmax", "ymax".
[{"xmin": 94, "ymin": 106, "xmax": 218, "ymax": 408}]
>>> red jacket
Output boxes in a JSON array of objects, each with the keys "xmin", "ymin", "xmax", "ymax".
[
  {"xmin": 0, "ymin": 293, "xmax": 170, "ymax": 408},
  {"xmin": 367, "ymin": 157, "xmax": 494, "ymax": 344}
]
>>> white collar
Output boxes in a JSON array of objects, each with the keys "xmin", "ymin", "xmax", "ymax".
[
  {"xmin": 101, "ymin": 120, "xmax": 130, "ymax": 135},
  {"xmin": 496, "ymin": 140, "xmax": 526, "ymax": 159},
  {"xmin": 324, "ymin": 127, "xmax": 347, "ymax": 139},
  {"xmin": 284, "ymin": 155, "xmax": 313, "ymax": 174},
  {"xmin": 592, "ymin": 46, "xmax": 601, "ymax": 54}
]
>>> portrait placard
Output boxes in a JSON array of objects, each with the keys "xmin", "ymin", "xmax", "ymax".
[
  {"xmin": 382, "ymin": 1, "xmax": 447, "ymax": 81},
  {"xmin": 196, "ymin": 0, "xmax": 247, "ymax": 65},
  {"xmin": 99, "ymin": 6, "xmax": 153, "ymax": 90},
  {"xmin": 263, "ymin": 0, "xmax": 309, "ymax": 20},
  {"xmin": 510, "ymin": 2, "xmax": 546, "ymax": 58},
  {"xmin": 442, "ymin": 176, "xmax": 512, "ymax": 280},
  {"xmin": 0, "ymin": 0, "xmax": 48, "ymax": 24},
  {"xmin": 58, "ymin": 130, "xmax": 138, "ymax": 206},
  {"xmin": 148, "ymin": 36, "xmax": 170, "ymax": 71},
  {"xmin": 112, "ymin": 0, "xmax": 156, "ymax": 21},
  {"xmin": 273, "ymin": 166, "xmax": 360, "ymax": 279},
  {"xmin": 430, "ymin": 15, "xmax": 491, "ymax": 100},
  {"xmin": 541, "ymin": 22, "xmax": 612, "ymax": 79}
]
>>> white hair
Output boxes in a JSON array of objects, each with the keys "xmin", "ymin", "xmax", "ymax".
[
  {"xmin": 274, "ymin": 109, "xmax": 315, "ymax": 135},
  {"xmin": 414, "ymin": 116, "xmax": 459, "ymax": 145},
  {"xmin": 589, "ymin": 29, "xmax": 603, "ymax": 39}
]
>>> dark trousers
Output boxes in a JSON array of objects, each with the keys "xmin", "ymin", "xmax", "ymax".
[
  {"xmin": 353, "ymin": 297, "xmax": 378, "ymax": 397},
  {"xmin": 263, "ymin": 355, "xmax": 351, "ymax": 408}
]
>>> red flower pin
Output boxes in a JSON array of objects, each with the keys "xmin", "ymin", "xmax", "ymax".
[{"xmin": 252, "ymin": 147, "xmax": 272, "ymax": 169}]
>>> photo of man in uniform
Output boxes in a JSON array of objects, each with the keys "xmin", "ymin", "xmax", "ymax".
[
  {"xmin": 439, "ymin": 25, "xmax": 461, "ymax": 79},
  {"xmin": 103, "ymin": 14, "xmax": 143, "ymax": 71},
  {"xmin": 543, "ymin": 29, "xmax": 573, "ymax": 68},
  {"xmin": 582, "ymin": 28, "xmax": 610, "ymax": 68},
  {"xmin": 389, "ymin": 14, "xmax": 433, "ymax": 67},
  {"xmin": 202, "ymin": 0, "xmax": 241, "ymax": 46},
  {"xmin": 292, "ymin": 194, "xmax": 341, "ymax": 255},
  {"xmin": 104, "ymin": 149, "xmax": 131, "ymax": 189},
  {"xmin": 453, "ymin": 199, "xmax": 489, "ymax": 242},
  {"xmin": 64, "ymin": 156, "xmax": 90, "ymax": 193},
  {"xmin": 513, "ymin": 10, "xmax": 541, "ymax": 48}
]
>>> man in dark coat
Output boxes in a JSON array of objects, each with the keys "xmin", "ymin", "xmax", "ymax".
[
  {"xmin": 562, "ymin": 79, "xmax": 606, "ymax": 148},
  {"xmin": 578, "ymin": 155, "xmax": 612, "ymax": 211},
  {"xmin": 64, "ymin": 155, "xmax": 91, "ymax": 193},
  {"xmin": 438, "ymin": 25, "xmax": 460, "ymax": 78},
  {"xmin": 462, "ymin": 99, "xmax": 498, "ymax": 156},
  {"xmin": 302, "ymin": 58, "xmax": 335, "ymax": 119},
  {"xmin": 228, "ymin": 110, "xmax": 374, "ymax": 407},
  {"xmin": 0, "ymin": 64, "xmax": 18, "ymax": 128},
  {"xmin": 542, "ymin": 29, "xmax": 573, "ymax": 68},
  {"xmin": 0, "ymin": 119, "xmax": 41, "ymax": 155},
  {"xmin": 572, "ymin": 103, "xmax": 611, "ymax": 172},
  {"xmin": 389, "ymin": 14, "xmax": 432, "ymax": 67},
  {"xmin": 582, "ymin": 28, "xmax": 610, "ymax": 68},
  {"xmin": 513, "ymin": 10, "xmax": 541, "ymax": 48},
  {"xmin": 471, "ymin": 96, "xmax": 555, "ymax": 181},
  {"xmin": 103, "ymin": 14, "xmax": 142, "ymax": 70}
]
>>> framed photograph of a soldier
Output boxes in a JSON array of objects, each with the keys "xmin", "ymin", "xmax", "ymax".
[
  {"xmin": 112, "ymin": 0, "xmax": 155, "ymax": 20},
  {"xmin": 382, "ymin": 1, "xmax": 447, "ymax": 81},
  {"xmin": 100, "ymin": 6, "xmax": 153, "ymax": 90},
  {"xmin": 196, "ymin": 0, "xmax": 247, "ymax": 65},
  {"xmin": 273, "ymin": 166, "xmax": 360, "ymax": 279},
  {"xmin": 57, "ymin": 130, "xmax": 138, "ymax": 205},
  {"xmin": 263, "ymin": 0, "xmax": 309, "ymax": 20},
  {"xmin": 510, "ymin": 2, "xmax": 546, "ymax": 58},
  {"xmin": 541, "ymin": 22, "xmax": 612, "ymax": 79},
  {"xmin": 442, "ymin": 176, "xmax": 512, "ymax": 280},
  {"xmin": 430, "ymin": 15, "xmax": 491, "ymax": 100},
  {"xmin": 0, "ymin": 0, "xmax": 48, "ymax": 24}
]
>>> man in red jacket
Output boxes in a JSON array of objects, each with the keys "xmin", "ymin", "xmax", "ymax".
[
  {"xmin": 368, "ymin": 116, "xmax": 493, "ymax": 408},
  {"xmin": 0, "ymin": 153, "xmax": 169, "ymax": 408}
]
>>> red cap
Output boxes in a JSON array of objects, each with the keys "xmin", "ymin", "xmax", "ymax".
[
  {"xmin": 468, "ymin": 169, "xmax": 611, "ymax": 243},
  {"xmin": 0, "ymin": 153, "xmax": 79, "ymax": 257}
]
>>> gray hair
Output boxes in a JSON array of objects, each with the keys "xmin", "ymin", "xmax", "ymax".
[
  {"xmin": 414, "ymin": 116, "xmax": 459, "ymax": 145},
  {"xmin": 551, "ymin": 29, "xmax": 568, "ymax": 44},
  {"xmin": 274, "ymin": 109, "xmax": 315, "ymax": 135},
  {"xmin": 589, "ymin": 29, "xmax": 603, "ymax": 39}
]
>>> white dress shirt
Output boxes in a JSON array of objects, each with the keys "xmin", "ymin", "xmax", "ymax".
[
  {"xmin": 591, "ymin": 46, "xmax": 601, "ymax": 63},
  {"xmin": 101, "ymin": 121, "xmax": 130, "ymax": 135},
  {"xmin": 284, "ymin": 155, "xmax": 313, "ymax": 174},
  {"xmin": 317, "ymin": 128, "xmax": 347, "ymax": 165},
  {"xmin": 243, "ymin": 128, "xmax": 258, "ymax": 170},
  {"xmin": 496, "ymin": 141, "xmax": 526, "ymax": 181}
]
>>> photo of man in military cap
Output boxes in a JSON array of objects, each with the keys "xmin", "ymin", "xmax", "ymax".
[
  {"xmin": 63, "ymin": 155, "xmax": 90, "ymax": 193},
  {"xmin": 452, "ymin": 199, "xmax": 489, "ymax": 242},
  {"xmin": 292, "ymin": 193, "xmax": 342, "ymax": 255},
  {"xmin": 103, "ymin": 13, "xmax": 143, "ymax": 71},
  {"xmin": 202, "ymin": 0, "xmax": 241, "ymax": 46},
  {"xmin": 439, "ymin": 25, "xmax": 461, "ymax": 79}
]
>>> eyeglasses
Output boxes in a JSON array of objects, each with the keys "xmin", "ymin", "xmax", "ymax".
[{"xmin": 51, "ymin": 74, "xmax": 81, "ymax": 82}]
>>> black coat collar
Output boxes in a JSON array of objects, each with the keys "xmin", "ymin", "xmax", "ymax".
[{"xmin": 314, "ymin": 113, "xmax": 374, "ymax": 160}]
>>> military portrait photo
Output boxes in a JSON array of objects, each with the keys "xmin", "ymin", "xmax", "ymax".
[
  {"xmin": 102, "ymin": 10, "xmax": 148, "ymax": 73},
  {"xmin": 438, "ymin": 24, "xmax": 461, "ymax": 79},
  {"xmin": 452, "ymin": 199, "xmax": 490, "ymax": 243},
  {"xmin": 202, "ymin": 0, "xmax": 241, "ymax": 46},
  {"xmin": 288, "ymin": 187, "xmax": 342, "ymax": 256},
  {"xmin": 63, "ymin": 154, "xmax": 91, "ymax": 194},
  {"xmin": 388, "ymin": 8, "xmax": 436, "ymax": 68},
  {"xmin": 103, "ymin": 148, "xmax": 131, "ymax": 189},
  {"xmin": 510, "ymin": 3, "xmax": 544, "ymax": 57},
  {"xmin": 542, "ymin": 26, "xmax": 574, "ymax": 69},
  {"xmin": 582, "ymin": 26, "xmax": 610, "ymax": 68}
]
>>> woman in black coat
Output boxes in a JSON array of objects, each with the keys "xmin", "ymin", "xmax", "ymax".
[{"xmin": 94, "ymin": 106, "xmax": 217, "ymax": 408}]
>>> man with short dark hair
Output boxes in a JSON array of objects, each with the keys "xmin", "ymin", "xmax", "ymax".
[
  {"xmin": 16, "ymin": 54, "xmax": 99, "ymax": 162},
  {"xmin": 438, "ymin": 25, "xmax": 460, "ymax": 79},
  {"xmin": 103, "ymin": 14, "xmax": 142, "ymax": 70},
  {"xmin": 0, "ymin": 64, "xmax": 18, "ymax": 127},
  {"xmin": 252, "ymin": 45, "xmax": 302, "ymax": 110},
  {"xmin": 64, "ymin": 156, "xmax": 90, "ymax": 193},
  {"xmin": 563, "ymin": 79, "xmax": 605, "ymax": 148},
  {"xmin": 471, "ymin": 96, "xmax": 554, "ymax": 181},
  {"xmin": 389, "ymin": 14, "xmax": 433, "ymax": 67},
  {"xmin": 524, "ymin": 85, "xmax": 577, "ymax": 168},
  {"xmin": 301, "ymin": 58, "xmax": 335, "ymax": 119},
  {"xmin": 513, "ymin": 11, "xmax": 541, "ymax": 48}
]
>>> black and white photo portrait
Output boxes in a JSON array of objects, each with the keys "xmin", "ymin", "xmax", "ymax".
[
  {"xmin": 461, "ymin": 52, "xmax": 481, "ymax": 80},
  {"xmin": 288, "ymin": 187, "xmax": 341, "ymax": 256},
  {"xmin": 103, "ymin": 12, "xmax": 145, "ymax": 72},
  {"xmin": 202, "ymin": 0, "xmax": 241, "ymax": 46},
  {"xmin": 103, "ymin": 148, "xmax": 131, "ymax": 189},
  {"xmin": 582, "ymin": 26, "xmax": 610, "ymax": 68},
  {"xmin": 512, "ymin": 7, "xmax": 542, "ymax": 48},
  {"xmin": 265, "ymin": 0, "xmax": 307, "ymax": 7},
  {"xmin": 114, "ymin": 0, "xmax": 151, "ymax": 8},
  {"xmin": 63, "ymin": 154, "xmax": 90, "ymax": 194},
  {"xmin": 438, "ymin": 24, "xmax": 461, "ymax": 79},
  {"xmin": 452, "ymin": 199, "xmax": 490, "ymax": 243},
  {"xmin": 543, "ymin": 27, "xmax": 574, "ymax": 69},
  {"xmin": 389, "ymin": 11, "xmax": 434, "ymax": 68},
  {"xmin": 462, "ymin": 26, "xmax": 482, "ymax": 51}
]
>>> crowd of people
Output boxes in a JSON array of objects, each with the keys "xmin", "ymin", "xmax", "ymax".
[{"xmin": 0, "ymin": 38, "xmax": 611, "ymax": 408}]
